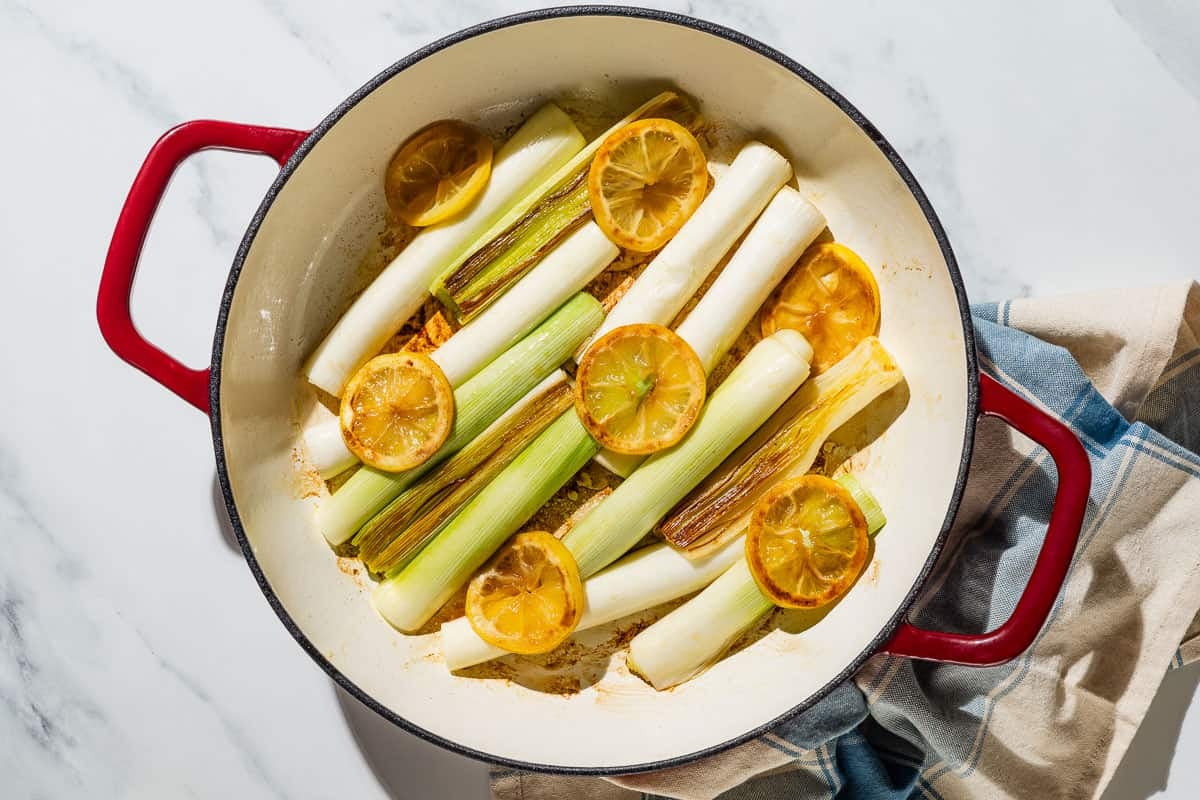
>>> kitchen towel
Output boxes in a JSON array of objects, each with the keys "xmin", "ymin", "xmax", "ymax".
[{"xmin": 492, "ymin": 281, "xmax": 1200, "ymax": 800}]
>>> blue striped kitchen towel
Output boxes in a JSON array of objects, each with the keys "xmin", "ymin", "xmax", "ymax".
[{"xmin": 493, "ymin": 281, "xmax": 1200, "ymax": 800}]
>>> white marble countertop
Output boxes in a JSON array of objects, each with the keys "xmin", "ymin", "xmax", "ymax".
[{"xmin": 3, "ymin": 1, "xmax": 1198, "ymax": 797}]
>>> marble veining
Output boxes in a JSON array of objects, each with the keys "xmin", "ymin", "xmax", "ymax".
[
  {"xmin": 1, "ymin": 1, "xmax": 1197, "ymax": 798},
  {"xmin": 3, "ymin": 0, "xmax": 240, "ymax": 250}
]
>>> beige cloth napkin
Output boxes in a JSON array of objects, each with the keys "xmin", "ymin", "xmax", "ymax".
[{"xmin": 494, "ymin": 282, "xmax": 1200, "ymax": 800}]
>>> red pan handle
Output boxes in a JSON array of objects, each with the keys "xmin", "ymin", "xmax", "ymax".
[
  {"xmin": 97, "ymin": 120, "xmax": 308, "ymax": 415},
  {"xmin": 881, "ymin": 372, "xmax": 1091, "ymax": 666}
]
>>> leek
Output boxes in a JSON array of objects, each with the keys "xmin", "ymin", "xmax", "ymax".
[
  {"xmin": 374, "ymin": 411, "xmax": 600, "ymax": 632},
  {"xmin": 584, "ymin": 141, "xmax": 793, "ymax": 345},
  {"xmin": 318, "ymin": 293, "xmax": 603, "ymax": 545},
  {"xmin": 660, "ymin": 337, "xmax": 902, "ymax": 553},
  {"xmin": 435, "ymin": 171, "xmax": 591, "ymax": 321},
  {"xmin": 834, "ymin": 473, "xmax": 888, "ymax": 534},
  {"xmin": 301, "ymin": 401, "xmax": 357, "ymax": 479},
  {"xmin": 430, "ymin": 222, "xmax": 618, "ymax": 385},
  {"xmin": 627, "ymin": 558, "xmax": 774, "ymax": 690},
  {"xmin": 627, "ymin": 477, "xmax": 887, "ymax": 690},
  {"xmin": 440, "ymin": 535, "xmax": 744, "ymax": 670},
  {"xmin": 432, "ymin": 91, "xmax": 689, "ymax": 323},
  {"xmin": 593, "ymin": 185, "xmax": 826, "ymax": 477},
  {"xmin": 357, "ymin": 373, "xmax": 574, "ymax": 574},
  {"xmin": 305, "ymin": 104, "xmax": 585, "ymax": 396},
  {"xmin": 673, "ymin": 187, "xmax": 826, "ymax": 373},
  {"xmin": 373, "ymin": 143, "xmax": 795, "ymax": 631},
  {"xmin": 562, "ymin": 330, "xmax": 814, "ymax": 578}
]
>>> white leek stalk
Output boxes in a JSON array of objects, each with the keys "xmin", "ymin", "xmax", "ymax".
[
  {"xmin": 594, "ymin": 186, "xmax": 826, "ymax": 477},
  {"xmin": 440, "ymin": 535, "xmax": 744, "ymax": 670},
  {"xmin": 432, "ymin": 222, "xmax": 618, "ymax": 385},
  {"xmin": 675, "ymin": 187, "xmax": 825, "ymax": 372},
  {"xmin": 318, "ymin": 294, "xmax": 603, "ymax": 545},
  {"xmin": 301, "ymin": 402, "xmax": 357, "ymax": 479},
  {"xmin": 585, "ymin": 141, "xmax": 792, "ymax": 345},
  {"xmin": 304, "ymin": 104, "xmax": 585, "ymax": 396},
  {"xmin": 562, "ymin": 330, "xmax": 814, "ymax": 578},
  {"xmin": 627, "ymin": 558, "xmax": 774, "ymax": 690},
  {"xmin": 373, "ymin": 145, "xmax": 796, "ymax": 631},
  {"xmin": 628, "ymin": 476, "xmax": 888, "ymax": 690}
]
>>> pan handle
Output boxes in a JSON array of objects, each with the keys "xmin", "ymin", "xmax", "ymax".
[
  {"xmin": 881, "ymin": 372, "xmax": 1091, "ymax": 666},
  {"xmin": 97, "ymin": 120, "xmax": 308, "ymax": 415}
]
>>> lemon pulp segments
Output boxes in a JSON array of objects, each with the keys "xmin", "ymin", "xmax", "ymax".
[
  {"xmin": 588, "ymin": 118, "xmax": 707, "ymax": 252},
  {"xmin": 339, "ymin": 353, "xmax": 454, "ymax": 472},
  {"xmin": 761, "ymin": 243, "xmax": 880, "ymax": 374},
  {"xmin": 466, "ymin": 531, "xmax": 584, "ymax": 654},
  {"xmin": 575, "ymin": 324, "xmax": 706, "ymax": 455},
  {"xmin": 747, "ymin": 475, "xmax": 869, "ymax": 608},
  {"xmin": 385, "ymin": 120, "xmax": 493, "ymax": 227}
]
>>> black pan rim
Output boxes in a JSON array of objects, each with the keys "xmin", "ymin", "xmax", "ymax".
[{"xmin": 209, "ymin": 3, "xmax": 979, "ymax": 777}]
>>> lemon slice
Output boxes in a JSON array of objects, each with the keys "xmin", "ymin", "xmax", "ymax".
[
  {"xmin": 746, "ymin": 474, "xmax": 869, "ymax": 608},
  {"xmin": 760, "ymin": 243, "xmax": 881, "ymax": 374},
  {"xmin": 339, "ymin": 352, "xmax": 454, "ymax": 472},
  {"xmin": 588, "ymin": 118, "xmax": 707, "ymax": 252},
  {"xmin": 574, "ymin": 324, "xmax": 706, "ymax": 455},
  {"xmin": 466, "ymin": 531, "xmax": 584, "ymax": 655},
  {"xmin": 384, "ymin": 120, "xmax": 493, "ymax": 227}
]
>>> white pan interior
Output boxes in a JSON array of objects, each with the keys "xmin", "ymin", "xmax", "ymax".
[{"xmin": 214, "ymin": 12, "xmax": 971, "ymax": 771}]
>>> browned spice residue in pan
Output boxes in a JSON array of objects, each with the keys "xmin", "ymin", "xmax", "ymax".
[
  {"xmin": 866, "ymin": 559, "xmax": 881, "ymax": 586},
  {"xmin": 336, "ymin": 557, "xmax": 366, "ymax": 589},
  {"xmin": 291, "ymin": 447, "xmax": 328, "ymax": 499}
]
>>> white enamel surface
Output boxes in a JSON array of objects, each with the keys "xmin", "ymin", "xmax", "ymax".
[{"xmin": 216, "ymin": 14, "xmax": 970, "ymax": 770}]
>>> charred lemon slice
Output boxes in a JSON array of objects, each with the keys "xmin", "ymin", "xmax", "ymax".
[
  {"xmin": 746, "ymin": 474, "xmax": 869, "ymax": 609},
  {"xmin": 385, "ymin": 120, "xmax": 493, "ymax": 227},
  {"xmin": 574, "ymin": 324, "xmax": 706, "ymax": 455},
  {"xmin": 760, "ymin": 243, "xmax": 881, "ymax": 374},
  {"xmin": 339, "ymin": 353, "xmax": 454, "ymax": 472},
  {"xmin": 588, "ymin": 118, "xmax": 707, "ymax": 252},
  {"xmin": 466, "ymin": 531, "xmax": 585, "ymax": 654}
]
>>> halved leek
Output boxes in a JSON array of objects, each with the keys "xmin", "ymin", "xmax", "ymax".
[
  {"xmin": 627, "ymin": 476, "xmax": 886, "ymax": 690},
  {"xmin": 357, "ymin": 372, "xmax": 574, "ymax": 575},
  {"xmin": 374, "ymin": 410, "xmax": 600, "ymax": 632},
  {"xmin": 305, "ymin": 104, "xmax": 585, "ymax": 396},
  {"xmin": 660, "ymin": 336, "xmax": 902, "ymax": 553},
  {"xmin": 593, "ymin": 185, "xmax": 826, "ymax": 477},
  {"xmin": 440, "ymin": 535, "xmax": 745, "ymax": 670},
  {"xmin": 432, "ymin": 91, "xmax": 690, "ymax": 323},
  {"xmin": 562, "ymin": 330, "xmax": 814, "ymax": 578},
  {"xmin": 373, "ymin": 144, "xmax": 796, "ymax": 631},
  {"xmin": 318, "ymin": 293, "xmax": 603, "ymax": 545},
  {"xmin": 434, "ymin": 171, "xmax": 591, "ymax": 321},
  {"xmin": 431, "ymin": 222, "xmax": 618, "ymax": 385}
]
